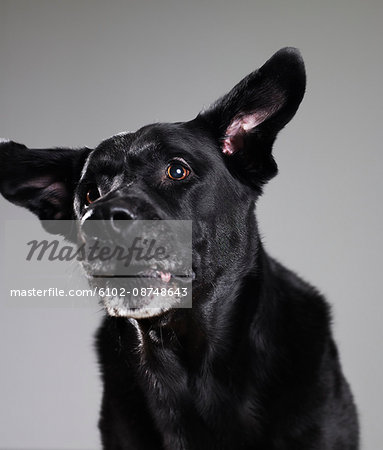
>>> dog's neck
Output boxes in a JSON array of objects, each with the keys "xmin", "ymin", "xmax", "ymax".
[{"xmin": 132, "ymin": 242, "xmax": 271, "ymax": 368}]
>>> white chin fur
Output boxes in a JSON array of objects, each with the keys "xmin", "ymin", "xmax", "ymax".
[
  {"xmin": 102, "ymin": 293, "xmax": 186, "ymax": 319},
  {"xmin": 105, "ymin": 303, "xmax": 168, "ymax": 319},
  {"xmin": 102, "ymin": 295, "xmax": 171, "ymax": 319}
]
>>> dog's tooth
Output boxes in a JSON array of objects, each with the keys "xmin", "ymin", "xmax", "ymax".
[{"xmin": 160, "ymin": 271, "xmax": 171, "ymax": 283}]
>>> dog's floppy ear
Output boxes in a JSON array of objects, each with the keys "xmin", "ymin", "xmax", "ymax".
[
  {"xmin": 0, "ymin": 139, "xmax": 91, "ymax": 220},
  {"xmin": 199, "ymin": 47, "xmax": 306, "ymax": 189}
]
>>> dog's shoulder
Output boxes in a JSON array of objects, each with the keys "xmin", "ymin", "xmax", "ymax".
[
  {"xmin": 268, "ymin": 256, "xmax": 331, "ymax": 324},
  {"xmin": 252, "ymin": 255, "xmax": 334, "ymax": 376}
]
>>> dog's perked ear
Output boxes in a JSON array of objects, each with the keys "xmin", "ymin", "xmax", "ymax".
[
  {"xmin": 0, "ymin": 140, "xmax": 91, "ymax": 221},
  {"xmin": 199, "ymin": 47, "xmax": 306, "ymax": 190}
]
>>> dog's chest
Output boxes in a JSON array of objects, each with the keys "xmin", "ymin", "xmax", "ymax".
[{"xmin": 136, "ymin": 346, "xmax": 261, "ymax": 449}]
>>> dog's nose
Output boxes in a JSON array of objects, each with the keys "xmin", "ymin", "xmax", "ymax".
[{"xmin": 81, "ymin": 203, "xmax": 136, "ymax": 241}]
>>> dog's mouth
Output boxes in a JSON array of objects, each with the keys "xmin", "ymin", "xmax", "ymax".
[
  {"xmin": 77, "ymin": 220, "xmax": 193, "ymax": 318},
  {"xmin": 85, "ymin": 264, "xmax": 194, "ymax": 319},
  {"xmin": 91, "ymin": 267, "xmax": 194, "ymax": 284}
]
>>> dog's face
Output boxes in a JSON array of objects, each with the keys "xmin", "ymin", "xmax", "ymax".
[{"xmin": 0, "ymin": 47, "xmax": 306, "ymax": 318}]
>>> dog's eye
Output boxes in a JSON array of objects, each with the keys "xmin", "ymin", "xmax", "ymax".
[
  {"xmin": 85, "ymin": 185, "xmax": 101, "ymax": 204},
  {"xmin": 167, "ymin": 163, "xmax": 190, "ymax": 181}
]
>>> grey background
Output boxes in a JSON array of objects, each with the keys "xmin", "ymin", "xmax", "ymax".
[{"xmin": 0, "ymin": 0, "xmax": 382, "ymax": 448}]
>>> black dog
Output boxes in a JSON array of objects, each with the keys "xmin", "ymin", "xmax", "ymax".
[{"xmin": 0, "ymin": 48, "xmax": 359, "ymax": 449}]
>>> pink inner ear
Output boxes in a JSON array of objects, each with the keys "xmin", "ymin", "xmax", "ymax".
[{"xmin": 222, "ymin": 110, "xmax": 271, "ymax": 155}]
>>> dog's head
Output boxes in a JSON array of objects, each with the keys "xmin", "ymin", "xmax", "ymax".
[{"xmin": 0, "ymin": 48, "xmax": 305, "ymax": 318}]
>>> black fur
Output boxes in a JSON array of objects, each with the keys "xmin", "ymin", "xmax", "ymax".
[{"xmin": 0, "ymin": 48, "xmax": 359, "ymax": 449}]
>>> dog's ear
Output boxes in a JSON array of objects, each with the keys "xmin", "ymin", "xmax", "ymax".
[
  {"xmin": 199, "ymin": 47, "xmax": 306, "ymax": 190},
  {"xmin": 0, "ymin": 140, "xmax": 91, "ymax": 220}
]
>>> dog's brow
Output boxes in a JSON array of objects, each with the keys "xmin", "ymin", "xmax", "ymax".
[{"xmin": 129, "ymin": 141, "xmax": 157, "ymax": 155}]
